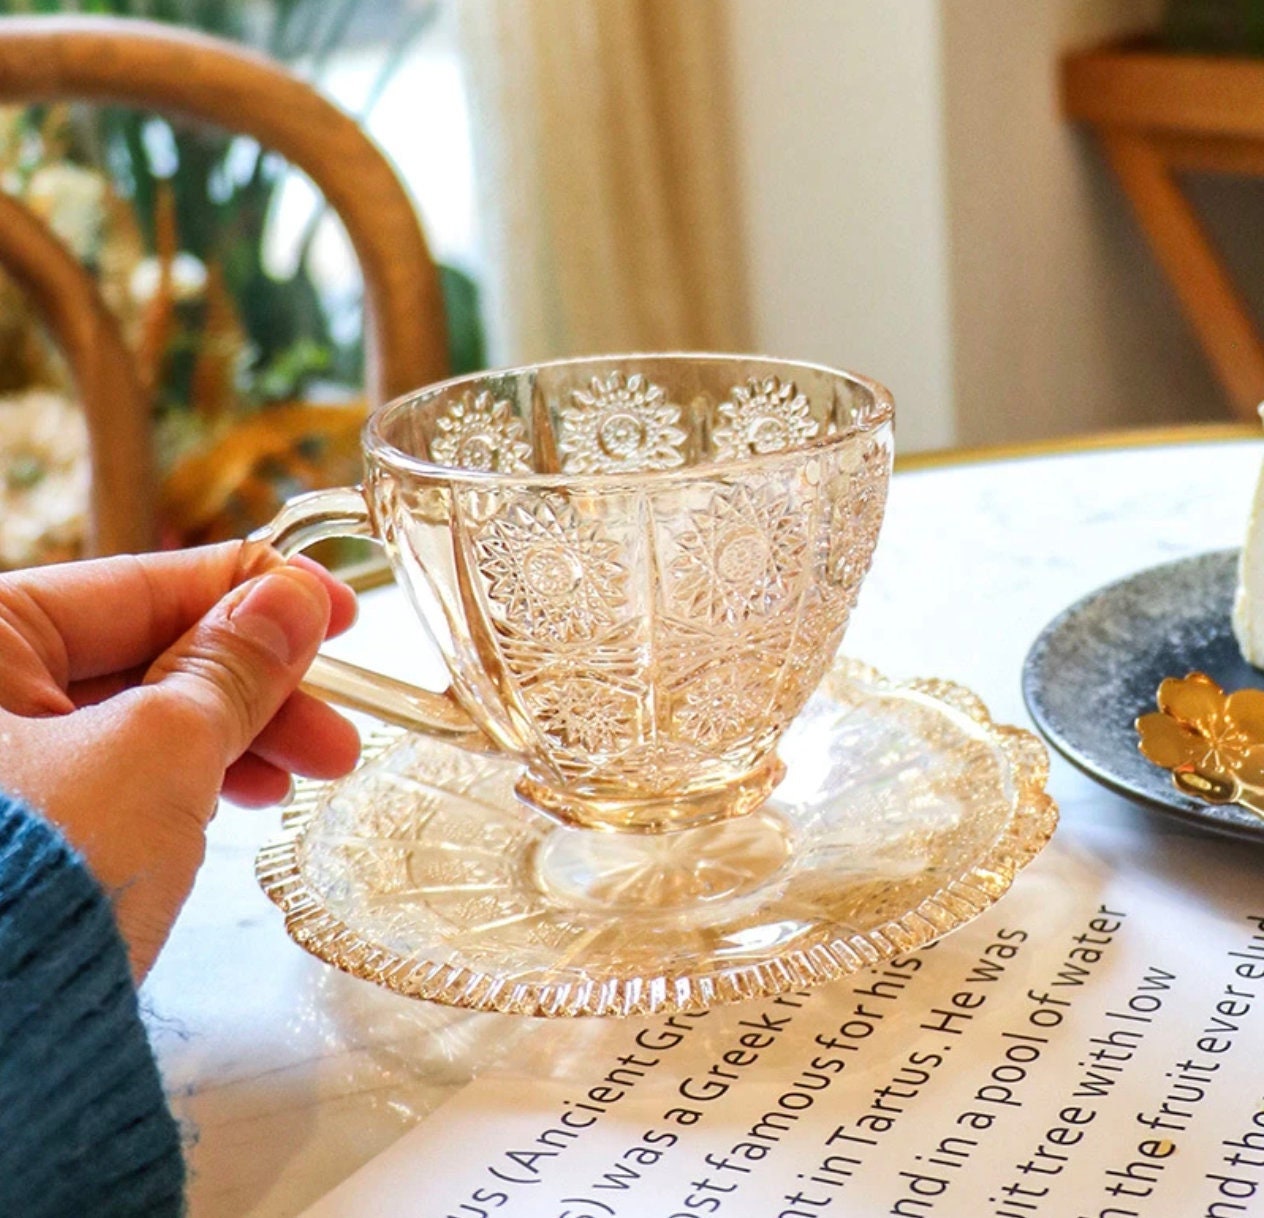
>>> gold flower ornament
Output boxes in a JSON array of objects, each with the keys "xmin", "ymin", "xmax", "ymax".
[{"xmin": 1136, "ymin": 673, "xmax": 1264, "ymax": 819}]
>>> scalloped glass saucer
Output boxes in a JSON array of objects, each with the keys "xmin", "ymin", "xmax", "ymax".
[{"xmin": 257, "ymin": 658, "xmax": 1057, "ymax": 1018}]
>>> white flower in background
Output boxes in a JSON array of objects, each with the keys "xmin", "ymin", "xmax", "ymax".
[
  {"xmin": 129, "ymin": 252, "xmax": 209, "ymax": 306},
  {"xmin": 25, "ymin": 163, "xmax": 108, "ymax": 260},
  {"xmin": 0, "ymin": 389, "xmax": 89, "ymax": 569}
]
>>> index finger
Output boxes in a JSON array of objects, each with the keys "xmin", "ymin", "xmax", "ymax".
[{"xmin": 0, "ymin": 543, "xmax": 357, "ymax": 686}]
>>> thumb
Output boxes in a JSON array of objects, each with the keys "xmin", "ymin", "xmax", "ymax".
[{"xmin": 141, "ymin": 565, "xmax": 331, "ymax": 768}]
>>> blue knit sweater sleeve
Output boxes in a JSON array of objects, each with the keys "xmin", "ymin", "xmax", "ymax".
[{"xmin": 0, "ymin": 792, "xmax": 184, "ymax": 1217}]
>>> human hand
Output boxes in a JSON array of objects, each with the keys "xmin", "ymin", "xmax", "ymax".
[{"xmin": 0, "ymin": 543, "xmax": 361, "ymax": 979}]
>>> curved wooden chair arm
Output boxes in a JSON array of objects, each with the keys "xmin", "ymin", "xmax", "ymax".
[
  {"xmin": 0, "ymin": 192, "xmax": 153, "ymax": 555},
  {"xmin": 0, "ymin": 14, "xmax": 449, "ymax": 407}
]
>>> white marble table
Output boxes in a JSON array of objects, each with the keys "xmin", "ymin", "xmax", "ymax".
[{"xmin": 143, "ymin": 436, "xmax": 1264, "ymax": 1217}]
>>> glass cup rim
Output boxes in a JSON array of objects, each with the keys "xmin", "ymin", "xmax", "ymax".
[{"xmin": 363, "ymin": 351, "xmax": 895, "ymax": 489}]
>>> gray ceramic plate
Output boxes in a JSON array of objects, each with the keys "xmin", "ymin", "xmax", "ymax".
[{"xmin": 1023, "ymin": 549, "xmax": 1264, "ymax": 843}]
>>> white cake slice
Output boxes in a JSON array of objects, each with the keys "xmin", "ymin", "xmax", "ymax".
[{"xmin": 1234, "ymin": 407, "xmax": 1264, "ymax": 666}]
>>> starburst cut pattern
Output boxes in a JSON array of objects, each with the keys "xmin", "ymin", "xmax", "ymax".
[
  {"xmin": 558, "ymin": 371, "xmax": 686, "ymax": 474},
  {"xmin": 669, "ymin": 483, "xmax": 807, "ymax": 625},
  {"xmin": 713, "ymin": 376, "xmax": 819, "ymax": 460},
  {"xmin": 475, "ymin": 494, "xmax": 626, "ymax": 641},
  {"xmin": 526, "ymin": 674, "xmax": 640, "ymax": 756},
  {"xmin": 562, "ymin": 816, "xmax": 793, "ymax": 905},
  {"xmin": 673, "ymin": 662, "xmax": 777, "ymax": 749},
  {"xmin": 613, "ymin": 739, "xmax": 705, "ymax": 795},
  {"xmin": 821, "ymin": 441, "xmax": 890, "ymax": 595},
  {"xmin": 430, "ymin": 390, "xmax": 532, "ymax": 473},
  {"xmin": 780, "ymin": 590, "xmax": 849, "ymax": 709}
]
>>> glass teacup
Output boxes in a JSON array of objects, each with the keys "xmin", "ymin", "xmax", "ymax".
[{"xmin": 252, "ymin": 354, "xmax": 893, "ymax": 833}]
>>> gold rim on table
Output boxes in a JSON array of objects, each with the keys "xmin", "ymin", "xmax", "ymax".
[{"xmin": 257, "ymin": 658, "xmax": 1058, "ymax": 1018}]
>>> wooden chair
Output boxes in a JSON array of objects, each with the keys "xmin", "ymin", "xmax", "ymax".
[
  {"xmin": 0, "ymin": 14, "xmax": 449, "ymax": 555},
  {"xmin": 1063, "ymin": 43, "xmax": 1264, "ymax": 422}
]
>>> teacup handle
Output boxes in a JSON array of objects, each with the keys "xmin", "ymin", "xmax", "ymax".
[{"xmin": 244, "ymin": 487, "xmax": 494, "ymax": 751}]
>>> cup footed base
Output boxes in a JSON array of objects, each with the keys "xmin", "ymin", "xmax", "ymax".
[
  {"xmin": 514, "ymin": 756, "xmax": 787, "ymax": 834},
  {"xmin": 257, "ymin": 657, "xmax": 1058, "ymax": 1018},
  {"xmin": 532, "ymin": 807, "xmax": 796, "ymax": 911}
]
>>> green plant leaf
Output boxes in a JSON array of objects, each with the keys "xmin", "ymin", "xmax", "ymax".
[
  {"xmin": 439, "ymin": 263, "xmax": 486, "ymax": 375},
  {"xmin": 1, "ymin": 0, "xmax": 483, "ymax": 432},
  {"xmin": 1164, "ymin": 0, "xmax": 1264, "ymax": 55}
]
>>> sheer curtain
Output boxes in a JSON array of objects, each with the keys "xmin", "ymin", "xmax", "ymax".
[{"xmin": 455, "ymin": 0, "xmax": 751, "ymax": 364}]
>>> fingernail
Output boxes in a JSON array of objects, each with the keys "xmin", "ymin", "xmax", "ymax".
[{"xmin": 228, "ymin": 568, "xmax": 328, "ymax": 666}]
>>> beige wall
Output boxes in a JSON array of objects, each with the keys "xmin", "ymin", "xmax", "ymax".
[
  {"xmin": 942, "ymin": 0, "xmax": 1221, "ymax": 447},
  {"xmin": 728, "ymin": 0, "xmax": 1226, "ymax": 454},
  {"xmin": 727, "ymin": 0, "xmax": 955, "ymax": 451}
]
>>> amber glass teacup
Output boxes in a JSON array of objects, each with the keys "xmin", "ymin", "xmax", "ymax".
[{"xmin": 252, "ymin": 354, "xmax": 893, "ymax": 832}]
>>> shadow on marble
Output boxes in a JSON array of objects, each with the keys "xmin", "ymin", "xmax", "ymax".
[{"xmin": 174, "ymin": 963, "xmax": 531, "ymax": 1217}]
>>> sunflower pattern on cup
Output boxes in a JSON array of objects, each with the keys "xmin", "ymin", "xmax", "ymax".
[
  {"xmin": 456, "ymin": 370, "xmax": 888, "ymax": 782},
  {"xmin": 430, "ymin": 390, "xmax": 532, "ymax": 473},
  {"xmin": 656, "ymin": 474, "xmax": 813, "ymax": 754},
  {"xmin": 713, "ymin": 376, "xmax": 819, "ymax": 461},
  {"xmin": 820, "ymin": 436, "xmax": 891, "ymax": 596},
  {"xmin": 669, "ymin": 482, "xmax": 808, "ymax": 627},
  {"xmin": 558, "ymin": 371, "xmax": 687, "ymax": 474},
  {"xmin": 473, "ymin": 494, "xmax": 626, "ymax": 643}
]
